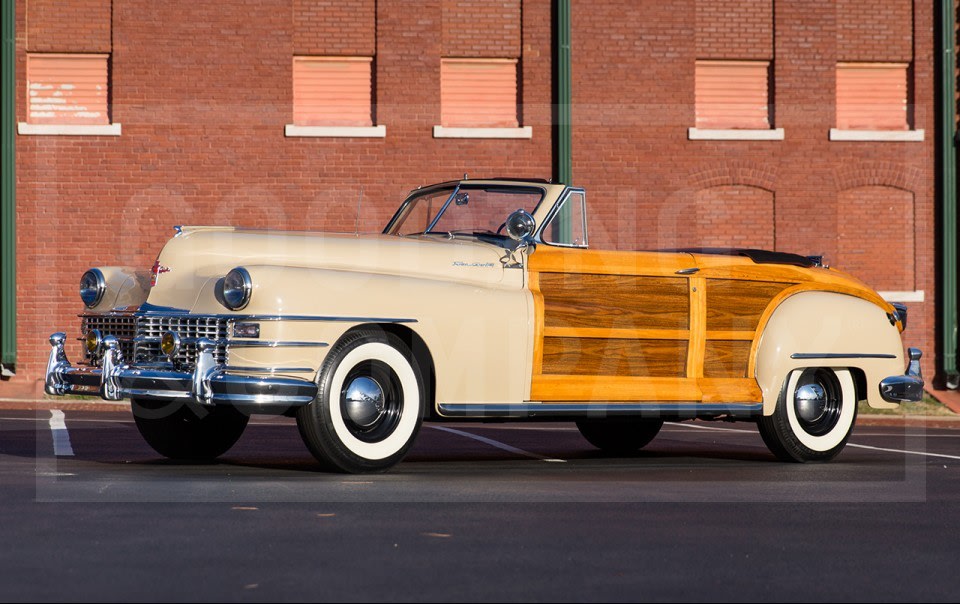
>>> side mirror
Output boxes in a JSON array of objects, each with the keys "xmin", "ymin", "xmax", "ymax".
[{"xmin": 505, "ymin": 209, "xmax": 536, "ymax": 244}]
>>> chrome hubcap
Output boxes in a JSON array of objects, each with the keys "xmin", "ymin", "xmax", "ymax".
[
  {"xmin": 343, "ymin": 376, "xmax": 385, "ymax": 428},
  {"xmin": 792, "ymin": 368, "xmax": 843, "ymax": 436},
  {"xmin": 795, "ymin": 383, "xmax": 827, "ymax": 423}
]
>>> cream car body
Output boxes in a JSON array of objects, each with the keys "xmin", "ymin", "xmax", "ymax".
[{"xmin": 45, "ymin": 179, "xmax": 923, "ymax": 472}]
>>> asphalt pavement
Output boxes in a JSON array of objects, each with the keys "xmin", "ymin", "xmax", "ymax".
[{"xmin": 1, "ymin": 408, "xmax": 959, "ymax": 601}]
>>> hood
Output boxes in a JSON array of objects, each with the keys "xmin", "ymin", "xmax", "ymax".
[{"xmin": 146, "ymin": 227, "xmax": 510, "ymax": 309}]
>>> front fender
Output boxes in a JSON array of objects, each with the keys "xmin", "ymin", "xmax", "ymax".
[
  {"xmin": 189, "ymin": 265, "xmax": 533, "ymax": 407},
  {"xmin": 754, "ymin": 291, "xmax": 905, "ymax": 414}
]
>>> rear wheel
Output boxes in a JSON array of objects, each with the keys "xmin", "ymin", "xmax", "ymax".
[
  {"xmin": 131, "ymin": 398, "xmax": 249, "ymax": 460},
  {"xmin": 757, "ymin": 367, "xmax": 857, "ymax": 462},
  {"xmin": 297, "ymin": 329, "xmax": 425, "ymax": 473},
  {"xmin": 576, "ymin": 419, "xmax": 664, "ymax": 455}
]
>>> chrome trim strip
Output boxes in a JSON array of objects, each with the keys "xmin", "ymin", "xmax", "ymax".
[
  {"xmin": 136, "ymin": 304, "xmax": 418, "ymax": 324},
  {"xmin": 226, "ymin": 341, "xmax": 329, "ymax": 348},
  {"xmin": 790, "ymin": 353, "xmax": 897, "ymax": 360},
  {"xmin": 224, "ymin": 366, "xmax": 315, "ymax": 373},
  {"xmin": 124, "ymin": 389, "xmax": 194, "ymax": 400},
  {"xmin": 437, "ymin": 402, "xmax": 763, "ymax": 418},
  {"xmin": 237, "ymin": 315, "xmax": 418, "ymax": 323}
]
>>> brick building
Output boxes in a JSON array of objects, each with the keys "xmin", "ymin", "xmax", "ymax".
[{"xmin": 0, "ymin": 0, "xmax": 949, "ymax": 395}]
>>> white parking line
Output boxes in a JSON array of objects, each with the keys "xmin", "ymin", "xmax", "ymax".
[
  {"xmin": 429, "ymin": 425, "xmax": 566, "ymax": 463},
  {"xmin": 48, "ymin": 410, "xmax": 74, "ymax": 457},
  {"xmin": 845, "ymin": 443, "xmax": 960, "ymax": 461},
  {"xmin": 667, "ymin": 421, "xmax": 960, "ymax": 461}
]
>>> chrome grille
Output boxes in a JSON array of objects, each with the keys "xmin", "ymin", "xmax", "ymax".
[
  {"xmin": 80, "ymin": 313, "xmax": 228, "ymax": 368},
  {"xmin": 135, "ymin": 315, "xmax": 228, "ymax": 366},
  {"xmin": 81, "ymin": 314, "xmax": 137, "ymax": 363}
]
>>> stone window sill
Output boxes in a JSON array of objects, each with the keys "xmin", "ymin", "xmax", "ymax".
[
  {"xmin": 687, "ymin": 128, "xmax": 785, "ymax": 141},
  {"xmin": 829, "ymin": 129, "xmax": 924, "ymax": 142},
  {"xmin": 18, "ymin": 122, "xmax": 121, "ymax": 136},
  {"xmin": 284, "ymin": 125, "xmax": 386, "ymax": 138},
  {"xmin": 433, "ymin": 126, "xmax": 532, "ymax": 139}
]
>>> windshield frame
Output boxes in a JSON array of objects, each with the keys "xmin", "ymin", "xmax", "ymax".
[{"xmin": 383, "ymin": 181, "xmax": 549, "ymax": 238}]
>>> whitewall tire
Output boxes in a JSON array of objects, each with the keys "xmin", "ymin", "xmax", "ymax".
[
  {"xmin": 758, "ymin": 367, "xmax": 858, "ymax": 463},
  {"xmin": 297, "ymin": 329, "xmax": 425, "ymax": 473}
]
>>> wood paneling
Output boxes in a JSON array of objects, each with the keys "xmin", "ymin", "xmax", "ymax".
[
  {"xmin": 687, "ymin": 276, "xmax": 706, "ymax": 378},
  {"xmin": 528, "ymin": 248, "xmax": 695, "ymax": 275},
  {"xmin": 699, "ymin": 378, "xmax": 763, "ymax": 403},
  {"xmin": 703, "ymin": 340, "xmax": 752, "ymax": 378},
  {"xmin": 543, "ymin": 327, "xmax": 690, "ymax": 340},
  {"xmin": 539, "ymin": 273, "xmax": 689, "ymax": 330},
  {"xmin": 531, "ymin": 376, "xmax": 701, "ymax": 402},
  {"xmin": 706, "ymin": 279, "xmax": 790, "ymax": 331},
  {"xmin": 542, "ymin": 337, "xmax": 687, "ymax": 377}
]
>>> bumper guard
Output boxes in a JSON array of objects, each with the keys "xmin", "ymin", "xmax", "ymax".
[
  {"xmin": 879, "ymin": 347, "xmax": 924, "ymax": 403},
  {"xmin": 44, "ymin": 332, "xmax": 318, "ymax": 407}
]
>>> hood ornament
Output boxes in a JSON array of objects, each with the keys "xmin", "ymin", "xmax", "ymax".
[{"xmin": 150, "ymin": 260, "xmax": 171, "ymax": 286}]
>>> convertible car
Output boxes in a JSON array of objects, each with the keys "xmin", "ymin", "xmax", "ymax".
[{"xmin": 45, "ymin": 178, "xmax": 923, "ymax": 472}]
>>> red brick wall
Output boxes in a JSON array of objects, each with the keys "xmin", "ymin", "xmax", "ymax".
[
  {"xmin": 571, "ymin": 0, "xmax": 935, "ymax": 377},
  {"xmin": 693, "ymin": 186, "xmax": 775, "ymax": 249},
  {"xmin": 26, "ymin": 0, "xmax": 112, "ymax": 52},
  {"xmin": 837, "ymin": 186, "xmax": 915, "ymax": 291},
  {"xmin": 293, "ymin": 0, "xmax": 376, "ymax": 56},
  {"xmin": 442, "ymin": 0, "xmax": 522, "ymax": 58},
  {"xmin": 696, "ymin": 0, "xmax": 773, "ymax": 60},
  {"xmin": 10, "ymin": 0, "xmax": 550, "ymax": 392},
  {"xmin": 6, "ymin": 0, "xmax": 939, "ymax": 391},
  {"xmin": 837, "ymin": 0, "xmax": 913, "ymax": 61}
]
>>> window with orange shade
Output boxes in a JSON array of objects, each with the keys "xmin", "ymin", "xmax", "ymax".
[
  {"xmin": 440, "ymin": 58, "xmax": 519, "ymax": 128},
  {"xmin": 293, "ymin": 56, "xmax": 373, "ymax": 127},
  {"xmin": 835, "ymin": 63, "xmax": 909, "ymax": 131},
  {"xmin": 694, "ymin": 60, "xmax": 771, "ymax": 130},
  {"xmin": 27, "ymin": 53, "xmax": 110, "ymax": 125}
]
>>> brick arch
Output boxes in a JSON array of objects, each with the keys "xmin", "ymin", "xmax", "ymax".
[
  {"xmin": 691, "ymin": 184, "xmax": 776, "ymax": 249},
  {"xmin": 686, "ymin": 161, "xmax": 778, "ymax": 193},
  {"xmin": 835, "ymin": 185, "xmax": 915, "ymax": 291},
  {"xmin": 833, "ymin": 162, "xmax": 923, "ymax": 194}
]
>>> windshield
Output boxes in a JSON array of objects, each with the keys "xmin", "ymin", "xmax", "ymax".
[{"xmin": 385, "ymin": 184, "xmax": 545, "ymax": 237}]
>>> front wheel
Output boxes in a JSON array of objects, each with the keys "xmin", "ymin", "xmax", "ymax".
[
  {"xmin": 131, "ymin": 399, "xmax": 249, "ymax": 460},
  {"xmin": 757, "ymin": 367, "xmax": 858, "ymax": 462},
  {"xmin": 297, "ymin": 329, "xmax": 425, "ymax": 473}
]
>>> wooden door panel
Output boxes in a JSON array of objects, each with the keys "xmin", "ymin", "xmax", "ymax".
[
  {"xmin": 542, "ymin": 337, "xmax": 688, "ymax": 377},
  {"xmin": 539, "ymin": 273, "xmax": 689, "ymax": 330},
  {"xmin": 529, "ymin": 248, "xmax": 695, "ymax": 402}
]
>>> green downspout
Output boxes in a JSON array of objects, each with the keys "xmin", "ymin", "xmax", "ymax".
[
  {"xmin": 554, "ymin": 0, "xmax": 572, "ymax": 239},
  {"xmin": 1, "ymin": 0, "xmax": 16, "ymax": 372},
  {"xmin": 942, "ymin": 0, "xmax": 958, "ymax": 384}
]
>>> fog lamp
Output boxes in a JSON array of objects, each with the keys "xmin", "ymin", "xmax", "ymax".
[
  {"xmin": 161, "ymin": 331, "xmax": 181, "ymax": 361},
  {"xmin": 85, "ymin": 329, "xmax": 103, "ymax": 354}
]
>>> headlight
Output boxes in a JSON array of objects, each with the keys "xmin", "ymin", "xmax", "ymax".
[
  {"xmin": 219, "ymin": 267, "xmax": 252, "ymax": 311},
  {"xmin": 80, "ymin": 269, "xmax": 106, "ymax": 308}
]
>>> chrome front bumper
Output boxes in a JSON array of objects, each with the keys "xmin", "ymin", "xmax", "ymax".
[
  {"xmin": 879, "ymin": 347, "xmax": 924, "ymax": 403},
  {"xmin": 44, "ymin": 332, "xmax": 317, "ymax": 407}
]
